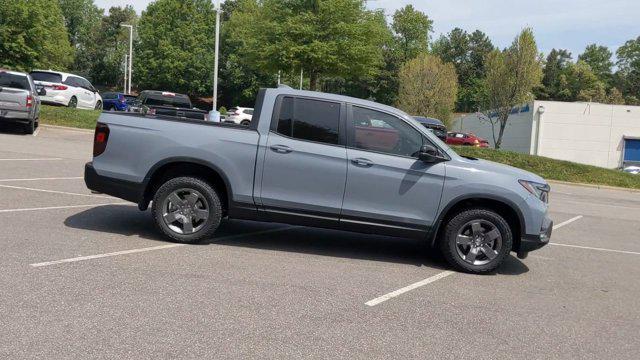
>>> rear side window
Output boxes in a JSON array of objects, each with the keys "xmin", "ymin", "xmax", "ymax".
[
  {"xmin": 244, "ymin": 109, "xmax": 254, "ymax": 115},
  {"xmin": 102, "ymin": 92, "xmax": 117, "ymax": 100},
  {"xmin": 63, "ymin": 76, "xmax": 82, "ymax": 88},
  {"xmin": 0, "ymin": 73, "xmax": 29, "ymax": 90},
  {"xmin": 275, "ymin": 97, "xmax": 340, "ymax": 145},
  {"xmin": 29, "ymin": 71, "xmax": 62, "ymax": 83}
]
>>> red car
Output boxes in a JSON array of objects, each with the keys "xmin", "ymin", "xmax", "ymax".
[{"xmin": 446, "ymin": 132, "xmax": 490, "ymax": 148}]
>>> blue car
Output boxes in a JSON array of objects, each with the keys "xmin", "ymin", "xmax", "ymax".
[
  {"xmin": 102, "ymin": 92, "xmax": 137, "ymax": 111},
  {"xmin": 413, "ymin": 116, "xmax": 447, "ymax": 142}
]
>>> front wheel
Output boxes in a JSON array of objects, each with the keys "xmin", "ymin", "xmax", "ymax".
[
  {"xmin": 68, "ymin": 96, "xmax": 77, "ymax": 108},
  {"xmin": 95, "ymin": 101, "xmax": 102, "ymax": 110},
  {"xmin": 440, "ymin": 208, "xmax": 513, "ymax": 274},
  {"xmin": 151, "ymin": 177, "xmax": 222, "ymax": 244}
]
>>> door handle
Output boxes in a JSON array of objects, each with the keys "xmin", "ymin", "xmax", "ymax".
[
  {"xmin": 351, "ymin": 158, "xmax": 373, "ymax": 167},
  {"xmin": 270, "ymin": 144, "xmax": 293, "ymax": 154}
]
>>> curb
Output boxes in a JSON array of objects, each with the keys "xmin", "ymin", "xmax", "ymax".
[
  {"xmin": 40, "ymin": 124, "xmax": 94, "ymax": 133},
  {"xmin": 548, "ymin": 180, "xmax": 640, "ymax": 193}
]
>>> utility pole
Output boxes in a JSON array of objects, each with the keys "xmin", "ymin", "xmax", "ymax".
[
  {"xmin": 212, "ymin": 0, "xmax": 221, "ymax": 110},
  {"xmin": 123, "ymin": 54, "xmax": 128, "ymax": 93},
  {"xmin": 121, "ymin": 24, "xmax": 133, "ymax": 94},
  {"xmin": 299, "ymin": 68, "xmax": 303, "ymax": 90}
]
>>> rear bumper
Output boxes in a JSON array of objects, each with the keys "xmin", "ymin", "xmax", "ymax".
[
  {"xmin": 517, "ymin": 217, "xmax": 553, "ymax": 258},
  {"xmin": 84, "ymin": 162, "xmax": 145, "ymax": 204},
  {"xmin": 0, "ymin": 113, "xmax": 32, "ymax": 123},
  {"xmin": 41, "ymin": 95, "xmax": 69, "ymax": 106}
]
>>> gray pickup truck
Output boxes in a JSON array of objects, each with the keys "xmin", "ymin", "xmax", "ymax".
[
  {"xmin": 85, "ymin": 87, "xmax": 552, "ymax": 273},
  {"xmin": 0, "ymin": 69, "xmax": 44, "ymax": 134}
]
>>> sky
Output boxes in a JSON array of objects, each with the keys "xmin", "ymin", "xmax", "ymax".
[{"xmin": 95, "ymin": 0, "xmax": 640, "ymax": 58}]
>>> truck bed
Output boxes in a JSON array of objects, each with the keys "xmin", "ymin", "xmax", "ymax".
[{"xmin": 91, "ymin": 112, "xmax": 261, "ymax": 207}]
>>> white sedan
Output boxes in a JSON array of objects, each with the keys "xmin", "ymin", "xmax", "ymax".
[{"xmin": 30, "ymin": 70, "xmax": 102, "ymax": 110}]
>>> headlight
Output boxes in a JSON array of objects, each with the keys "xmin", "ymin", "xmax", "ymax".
[{"xmin": 519, "ymin": 180, "xmax": 550, "ymax": 203}]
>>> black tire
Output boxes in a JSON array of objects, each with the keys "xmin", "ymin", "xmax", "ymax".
[
  {"xmin": 151, "ymin": 177, "xmax": 222, "ymax": 244},
  {"xmin": 95, "ymin": 100, "xmax": 102, "ymax": 110},
  {"xmin": 240, "ymin": 120, "xmax": 251, "ymax": 126},
  {"xmin": 24, "ymin": 120, "xmax": 35, "ymax": 134},
  {"xmin": 68, "ymin": 96, "xmax": 77, "ymax": 108},
  {"xmin": 440, "ymin": 208, "xmax": 512, "ymax": 274}
]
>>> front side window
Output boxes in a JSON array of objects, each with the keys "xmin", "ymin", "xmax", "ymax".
[
  {"xmin": 275, "ymin": 97, "xmax": 340, "ymax": 145},
  {"xmin": 350, "ymin": 106, "xmax": 423, "ymax": 157}
]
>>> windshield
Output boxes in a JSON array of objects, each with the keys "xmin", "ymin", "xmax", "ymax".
[{"xmin": 29, "ymin": 71, "xmax": 62, "ymax": 83}]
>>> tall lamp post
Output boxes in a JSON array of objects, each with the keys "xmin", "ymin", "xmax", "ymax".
[
  {"xmin": 121, "ymin": 24, "xmax": 133, "ymax": 94},
  {"xmin": 212, "ymin": 0, "xmax": 221, "ymax": 111}
]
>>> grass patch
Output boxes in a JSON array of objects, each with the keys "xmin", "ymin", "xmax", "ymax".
[
  {"xmin": 39, "ymin": 105, "xmax": 101, "ymax": 130},
  {"xmin": 455, "ymin": 146, "xmax": 640, "ymax": 190}
]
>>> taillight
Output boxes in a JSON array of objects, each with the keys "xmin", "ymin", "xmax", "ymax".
[
  {"xmin": 26, "ymin": 95, "xmax": 33, "ymax": 108},
  {"xmin": 47, "ymin": 84, "xmax": 68, "ymax": 91},
  {"xmin": 93, "ymin": 123, "xmax": 110, "ymax": 157}
]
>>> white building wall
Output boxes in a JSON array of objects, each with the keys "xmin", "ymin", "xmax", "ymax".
[
  {"xmin": 452, "ymin": 106, "xmax": 534, "ymax": 154},
  {"xmin": 536, "ymin": 101, "xmax": 640, "ymax": 168}
]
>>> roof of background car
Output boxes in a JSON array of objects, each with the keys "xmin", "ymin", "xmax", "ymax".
[
  {"xmin": 30, "ymin": 70, "xmax": 90, "ymax": 81},
  {"xmin": 413, "ymin": 116, "xmax": 445, "ymax": 126},
  {"xmin": 141, "ymin": 90, "xmax": 189, "ymax": 97},
  {"xmin": 267, "ymin": 87, "xmax": 412, "ymax": 118}
]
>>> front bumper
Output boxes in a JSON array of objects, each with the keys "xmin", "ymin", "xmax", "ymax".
[{"xmin": 517, "ymin": 217, "xmax": 553, "ymax": 259}]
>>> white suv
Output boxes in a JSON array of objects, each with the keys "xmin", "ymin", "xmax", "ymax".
[
  {"xmin": 226, "ymin": 107, "xmax": 254, "ymax": 125},
  {"xmin": 30, "ymin": 70, "xmax": 103, "ymax": 110}
]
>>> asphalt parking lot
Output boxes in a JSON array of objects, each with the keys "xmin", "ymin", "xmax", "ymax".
[{"xmin": 1, "ymin": 124, "xmax": 639, "ymax": 359}]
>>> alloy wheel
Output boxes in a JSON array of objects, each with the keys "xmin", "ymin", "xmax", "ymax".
[
  {"xmin": 162, "ymin": 188, "xmax": 210, "ymax": 235},
  {"xmin": 455, "ymin": 219, "xmax": 502, "ymax": 266}
]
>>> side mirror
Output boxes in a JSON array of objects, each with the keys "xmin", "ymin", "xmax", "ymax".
[
  {"xmin": 418, "ymin": 145, "xmax": 442, "ymax": 163},
  {"xmin": 37, "ymin": 87, "xmax": 46, "ymax": 96}
]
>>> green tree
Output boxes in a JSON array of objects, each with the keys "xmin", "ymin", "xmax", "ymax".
[
  {"xmin": 135, "ymin": 0, "xmax": 216, "ymax": 95},
  {"xmin": 578, "ymin": 44, "xmax": 613, "ymax": 84},
  {"xmin": 479, "ymin": 28, "xmax": 542, "ymax": 149},
  {"xmin": 538, "ymin": 48, "xmax": 572, "ymax": 100},
  {"xmin": 432, "ymin": 28, "xmax": 494, "ymax": 112},
  {"xmin": 228, "ymin": 0, "xmax": 388, "ymax": 91},
  {"xmin": 396, "ymin": 54, "xmax": 458, "ymax": 124},
  {"xmin": 0, "ymin": 0, "xmax": 74, "ymax": 71},
  {"xmin": 558, "ymin": 60, "xmax": 605, "ymax": 102},
  {"xmin": 391, "ymin": 4, "xmax": 433, "ymax": 63},
  {"xmin": 616, "ymin": 36, "xmax": 640, "ymax": 101}
]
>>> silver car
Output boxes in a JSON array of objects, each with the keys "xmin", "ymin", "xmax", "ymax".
[{"xmin": 0, "ymin": 70, "xmax": 44, "ymax": 134}]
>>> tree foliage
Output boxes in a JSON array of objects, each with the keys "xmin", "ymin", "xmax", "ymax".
[
  {"xmin": 480, "ymin": 28, "xmax": 542, "ymax": 149},
  {"xmin": 616, "ymin": 36, "xmax": 640, "ymax": 102},
  {"xmin": 0, "ymin": 0, "xmax": 74, "ymax": 71},
  {"xmin": 396, "ymin": 54, "xmax": 458, "ymax": 124},
  {"xmin": 392, "ymin": 5, "xmax": 433, "ymax": 63},
  {"xmin": 228, "ymin": 0, "xmax": 388, "ymax": 91},
  {"xmin": 578, "ymin": 44, "xmax": 613, "ymax": 84},
  {"xmin": 432, "ymin": 28, "xmax": 494, "ymax": 112},
  {"xmin": 135, "ymin": 0, "xmax": 216, "ymax": 95}
]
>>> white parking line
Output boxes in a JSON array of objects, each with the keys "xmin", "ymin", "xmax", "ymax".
[
  {"xmin": 0, "ymin": 177, "xmax": 83, "ymax": 182},
  {"xmin": 0, "ymin": 158, "xmax": 63, "ymax": 161},
  {"xmin": 549, "ymin": 243, "xmax": 640, "ymax": 256},
  {"xmin": 0, "ymin": 184, "xmax": 114, "ymax": 199},
  {"xmin": 0, "ymin": 203, "xmax": 128, "ymax": 214},
  {"xmin": 30, "ymin": 226, "xmax": 299, "ymax": 268},
  {"xmin": 553, "ymin": 215, "xmax": 583, "ymax": 230},
  {"xmin": 33, "ymin": 127, "xmax": 40, "ymax": 137},
  {"xmin": 365, "ymin": 271, "xmax": 455, "ymax": 307}
]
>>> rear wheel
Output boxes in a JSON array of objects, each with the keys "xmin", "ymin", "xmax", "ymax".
[
  {"xmin": 440, "ymin": 208, "xmax": 512, "ymax": 274},
  {"xmin": 240, "ymin": 120, "xmax": 251, "ymax": 126},
  {"xmin": 151, "ymin": 177, "xmax": 222, "ymax": 244},
  {"xmin": 68, "ymin": 96, "xmax": 77, "ymax": 108}
]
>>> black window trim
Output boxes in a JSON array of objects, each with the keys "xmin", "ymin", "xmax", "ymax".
[
  {"xmin": 345, "ymin": 103, "xmax": 450, "ymax": 161},
  {"xmin": 270, "ymin": 94, "xmax": 347, "ymax": 148}
]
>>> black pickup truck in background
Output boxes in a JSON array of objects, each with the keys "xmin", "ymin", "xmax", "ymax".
[{"xmin": 128, "ymin": 90, "xmax": 208, "ymax": 121}]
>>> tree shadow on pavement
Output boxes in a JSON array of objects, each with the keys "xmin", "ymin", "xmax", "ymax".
[{"xmin": 64, "ymin": 204, "xmax": 528, "ymax": 274}]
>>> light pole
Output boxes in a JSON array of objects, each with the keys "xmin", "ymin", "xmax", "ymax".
[
  {"xmin": 121, "ymin": 24, "xmax": 133, "ymax": 94},
  {"xmin": 123, "ymin": 54, "xmax": 128, "ymax": 93},
  {"xmin": 212, "ymin": 0, "xmax": 221, "ymax": 110}
]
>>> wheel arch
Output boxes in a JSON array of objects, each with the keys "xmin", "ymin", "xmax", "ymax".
[
  {"xmin": 428, "ymin": 194, "xmax": 525, "ymax": 251},
  {"xmin": 141, "ymin": 157, "xmax": 233, "ymax": 214}
]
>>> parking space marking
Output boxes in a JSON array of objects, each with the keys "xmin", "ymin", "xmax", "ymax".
[
  {"xmin": 0, "ymin": 177, "xmax": 83, "ymax": 182},
  {"xmin": 0, "ymin": 184, "xmax": 114, "ymax": 199},
  {"xmin": 0, "ymin": 158, "xmax": 63, "ymax": 161},
  {"xmin": 0, "ymin": 203, "xmax": 128, "ymax": 214},
  {"xmin": 33, "ymin": 127, "xmax": 40, "ymax": 137},
  {"xmin": 365, "ymin": 271, "xmax": 455, "ymax": 307},
  {"xmin": 549, "ymin": 243, "xmax": 640, "ymax": 256},
  {"xmin": 553, "ymin": 215, "xmax": 583, "ymax": 230},
  {"xmin": 30, "ymin": 226, "xmax": 299, "ymax": 268}
]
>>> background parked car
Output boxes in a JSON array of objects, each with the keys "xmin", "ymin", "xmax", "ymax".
[
  {"xmin": 102, "ymin": 92, "xmax": 137, "ymax": 111},
  {"xmin": 413, "ymin": 116, "xmax": 447, "ymax": 142},
  {"xmin": 29, "ymin": 70, "xmax": 102, "ymax": 110},
  {"xmin": 131, "ymin": 90, "xmax": 207, "ymax": 120},
  {"xmin": 226, "ymin": 107, "xmax": 254, "ymax": 125},
  {"xmin": 623, "ymin": 166, "xmax": 640, "ymax": 175},
  {"xmin": 447, "ymin": 132, "xmax": 490, "ymax": 147},
  {"xmin": 0, "ymin": 69, "xmax": 43, "ymax": 134}
]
